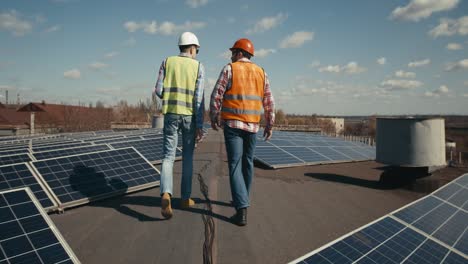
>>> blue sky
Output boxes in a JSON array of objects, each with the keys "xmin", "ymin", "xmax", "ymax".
[{"xmin": 1, "ymin": 0, "xmax": 467, "ymax": 115}]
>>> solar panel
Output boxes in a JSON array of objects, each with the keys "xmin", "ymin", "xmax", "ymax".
[
  {"xmin": 0, "ymin": 163, "xmax": 57, "ymax": 210},
  {"xmin": 33, "ymin": 142, "xmax": 92, "ymax": 153},
  {"xmin": 0, "ymin": 148, "xmax": 31, "ymax": 157},
  {"xmin": 0, "ymin": 188, "xmax": 80, "ymax": 263},
  {"xmin": 0, "ymin": 153, "xmax": 33, "ymax": 166},
  {"xmin": 110, "ymin": 138, "xmax": 181, "ymax": 163},
  {"xmin": 290, "ymin": 173, "xmax": 468, "ymax": 263},
  {"xmin": 30, "ymin": 147, "xmax": 160, "ymax": 209},
  {"xmin": 92, "ymin": 135, "xmax": 143, "ymax": 144},
  {"xmin": 255, "ymin": 130, "xmax": 376, "ymax": 169},
  {"xmin": 33, "ymin": 144, "xmax": 111, "ymax": 161}
]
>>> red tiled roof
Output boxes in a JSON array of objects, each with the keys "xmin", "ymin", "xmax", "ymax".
[{"xmin": 0, "ymin": 107, "xmax": 30, "ymax": 128}]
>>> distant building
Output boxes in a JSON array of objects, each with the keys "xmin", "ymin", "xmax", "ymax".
[
  {"xmin": 319, "ymin": 117, "xmax": 344, "ymax": 134},
  {"xmin": 0, "ymin": 101, "xmax": 112, "ymax": 136},
  {"xmin": 0, "ymin": 103, "xmax": 30, "ymax": 136}
]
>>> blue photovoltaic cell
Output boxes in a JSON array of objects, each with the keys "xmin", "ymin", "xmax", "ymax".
[
  {"xmin": 0, "ymin": 153, "xmax": 32, "ymax": 166},
  {"xmin": 332, "ymin": 147, "xmax": 369, "ymax": 160},
  {"xmin": 453, "ymin": 227, "xmax": 468, "ymax": 256},
  {"xmin": 404, "ymin": 239, "xmax": 449, "ymax": 264},
  {"xmin": 433, "ymin": 183, "xmax": 463, "ymax": 200},
  {"xmin": 309, "ymin": 147, "xmax": 351, "ymax": 161},
  {"xmin": 433, "ymin": 211, "xmax": 468, "ymax": 250},
  {"xmin": 33, "ymin": 142, "xmax": 92, "ymax": 153},
  {"xmin": 412, "ymin": 202, "xmax": 458, "ymax": 235},
  {"xmin": 33, "ymin": 145, "xmax": 111, "ymax": 161},
  {"xmin": 254, "ymin": 146, "xmax": 303, "ymax": 167},
  {"xmin": 0, "ymin": 164, "xmax": 54, "ymax": 209},
  {"xmin": 111, "ymin": 138, "xmax": 180, "ymax": 162},
  {"xmin": 292, "ymin": 174, "xmax": 468, "ymax": 264},
  {"xmin": 0, "ymin": 188, "xmax": 79, "ymax": 263},
  {"xmin": 393, "ymin": 196, "xmax": 443, "ymax": 224},
  {"xmin": 282, "ymin": 147, "xmax": 330, "ymax": 163},
  {"xmin": 455, "ymin": 175, "xmax": 468, "ymax": 187},
  {"xmin": 0, "ymin": 148, "xmax": 30, "ymax": 157},
  {"xmin": 31, "ymin": 148, "xmax": 160, "ymax": 205}
]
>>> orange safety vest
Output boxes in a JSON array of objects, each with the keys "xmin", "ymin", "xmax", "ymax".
[{"xmin": 221, "ymin": 61, "xmax": 265, "ymax": 123}]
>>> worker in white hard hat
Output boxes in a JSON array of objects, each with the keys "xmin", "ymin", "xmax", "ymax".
[{"xmin": 154, "ymin": 31, "xmax": 205, "ymax": 219}]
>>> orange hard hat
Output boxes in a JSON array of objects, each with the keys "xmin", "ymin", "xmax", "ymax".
[{"xmin": 230, "ymin": 38, "xmax": 254, "ymax": 56}]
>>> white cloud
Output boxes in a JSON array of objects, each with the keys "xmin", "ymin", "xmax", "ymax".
[
  {"xmin": 246, "ymin": 13, "xmax": 287, "ymax": 34},
  {"xmin": 408, "ymin": 59, "xmax": 430, "ymax": 67},
  {"xmin": 464, "ymin": 81, "xmax": 468, "ymax": 86},
  {"xmin": 446, "ymin": 43, "xmax": 463, "ymax": 50},
  {"xmin": 380, "ymin": 79, "xmax": 423, "ymax": 90},
  {"xmin": 319, "ymin": 65, "xmax": 341, "ymax": 73},
  {"xmin": 390, "ymin": 0, "xmax": 459, "ymax": 22},
  {"xmin": 445, "ymin": 59, "xmax": 468, "ymax": 71},
  {"xmin": 44, "ymin": 25, "xmax": 60, "ymax": 33},
  {"xmin": 89, "ymin": 61, "xmax": 109, "ymax": 70},
  {"xmin": 318, "ymin": 62, "xmax": 366, "ymax": 74},
  {"xmin": 124, "ymin": 21, "xmax": 140, "ymax": 32},
  {"xmin": 424, "ymin": 85, "xmax": 450, "ymax": 97},
  {"xmin": 429, "ymin": 16, "xmax": 468, "ymax": 38},
  {"xmin": 0, "ymin": 10, "xmax": 33, "ymax": 36},
  {"xmin": 279, "ymin": 31, "xmax": 314, "ymax": 48},
  {"xmin": 64, "ymin": 69, "xmax": 81, "ymax": 79},
  {"xmin": 123, "ymin": 20, "xmax": 206, "ymax": 35},
  {"xmin": 463, "ymin": 93, "xmax": 468, "ymax": 97},
  {"xmin": 255, "ymin": 48, "xmax": 276, "ymax": 58},
  {"xmin": 186, "ymin": 0, "xmax": 208, "ymax": 8},
  {"xmin": 377, "ymin": 57, "xmax": 386, "ymax": 65},
  {"xmin": 437, "ymin": 85, "xmax": 449, "ymax": 93},
  {"xmin": 105, "ymin": 52, "xmax": 119, "ymax": 59},
  {"xmin": 343, "ymin": 62, "xmax": 366, "ymax": 74},
  {"xmin": 395, "ymin": 70, "xmax": 416, "ymax": 78}
]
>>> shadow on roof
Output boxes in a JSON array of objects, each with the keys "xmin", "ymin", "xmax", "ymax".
[{"xmin": 305, "ymin": 166, "xmax": 431, "ymax": 190}]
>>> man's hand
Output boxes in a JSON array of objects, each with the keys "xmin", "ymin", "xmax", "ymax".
[
  {"xmin": 263, "ymin": 128, "xmax": 273, "ymax": 141},
  {"xmin": 196, "ymin": 128, "xmax": 204, "ymax": 143},
  {"xmin": 211, "ymin": 115, "xmax": 221, "ymax": 131}
]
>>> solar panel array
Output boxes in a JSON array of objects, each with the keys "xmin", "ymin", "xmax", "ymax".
[
  {"xmin": 0, "ymin": 188, "xmax": 80, "ymax": 263},
  {"xmin": 32, "ymin": 147, "xmax": 160, "ymax": 208},
  {"xmin": 290, "ymin": 173, "xmax": 468, "ymax": 264},
  {"xmin": 111, "ymin": 137, "xmax": 182, "ymax": 163},
  {"xmin": 255, "ymin": 131, "xmax": 375, "ymax": 169},
  {"xmin": 0, "ymin": 128, "xmax": 171, "ymax": 213}
]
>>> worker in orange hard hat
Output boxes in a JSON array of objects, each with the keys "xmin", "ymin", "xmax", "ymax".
[
  {"xmin": 154, "ymin": 32, "xmax": 205, "ymax": 219},
  {"xmin": 209, "ymin": 38, "xmax": 275, "ymax": 226}
]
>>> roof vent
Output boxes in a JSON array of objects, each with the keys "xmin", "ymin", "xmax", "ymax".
[{"xmin": 376, "ymin": 117, "xmax": 446, "ymax": 167}]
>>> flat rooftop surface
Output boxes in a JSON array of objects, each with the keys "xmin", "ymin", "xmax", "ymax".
[{"xmin": 49, "ymin": 130, "xmax": 468, "ymax": 264}]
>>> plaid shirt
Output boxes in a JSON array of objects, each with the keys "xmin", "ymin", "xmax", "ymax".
[
  {"xmin": 210, "ymin": 58, "xmax": 275, "ymax": 133},
  {"xmin": 154, "ymin": 52, "xmax": 205, "ymax": 128}
]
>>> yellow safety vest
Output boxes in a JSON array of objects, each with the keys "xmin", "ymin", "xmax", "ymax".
[{"xmin": 162, "ymin": 56, "xmax": 199, "ymax": 115}]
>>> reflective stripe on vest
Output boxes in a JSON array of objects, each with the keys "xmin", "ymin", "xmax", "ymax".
[
  {"xmin": 221, "ymin": 61, "xmax": 265, "ymax": 123},
  {"xmin": 162, "ymin": 56, "xmax": 199, "ymax": 115}
]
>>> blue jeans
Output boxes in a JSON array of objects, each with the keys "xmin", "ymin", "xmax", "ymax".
[
  {"xmin": 224, "ymin": 125, "xmax": 257, "ymax": 210},
  {"xmin": 160, "ymin": 114, "xmax": 196, "ymax": 199}
]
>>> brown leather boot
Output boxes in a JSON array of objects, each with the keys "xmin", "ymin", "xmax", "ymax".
[
  {"xmin": 230, "ymin": 208, "xmax": 247, "ymax": 226},
  {"xmin": 161, "ymin": 193, "xmax": 173, "ymax": 219},
  {"xmin": 181, "ymin": 198, "xmax": 195, "ymax": 209}
]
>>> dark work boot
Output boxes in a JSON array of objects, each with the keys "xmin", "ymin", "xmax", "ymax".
[{"xmin": 230, "ymin": 208, "xmax": 247, "ymax": 226}]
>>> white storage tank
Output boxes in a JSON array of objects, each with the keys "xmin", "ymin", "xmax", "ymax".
[{"xmin": 376, "ymin": 117, "xmax": 446, "ymax": 167}]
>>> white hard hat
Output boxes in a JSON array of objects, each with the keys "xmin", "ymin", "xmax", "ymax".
[{"xmin": 178, "ymin": 32, "xmax": 200, "ymax": 47}]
